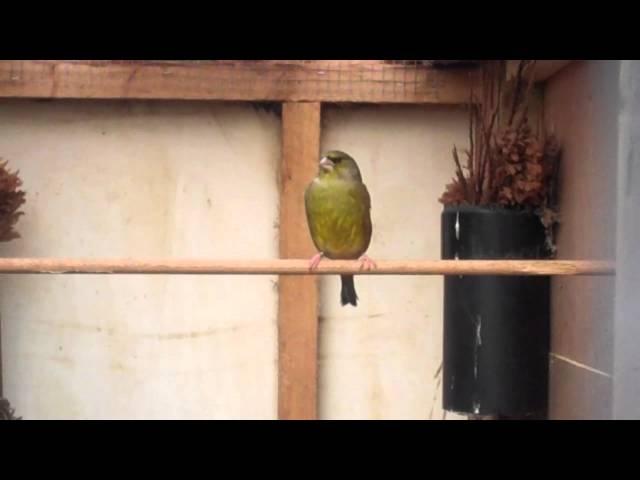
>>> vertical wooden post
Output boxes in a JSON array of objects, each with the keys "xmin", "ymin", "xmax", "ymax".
[{"xmin": 278, "ymin": 102, "xmax": 321, "ymax": 420}]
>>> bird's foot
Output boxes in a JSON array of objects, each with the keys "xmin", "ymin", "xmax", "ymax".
[
  {"xmin": 358, "ymin": 255, "xmax": 377, "ymax": 271},
  {"xmin": 308, "ymin": 252, "xmax": 325, "ymax": 271}
]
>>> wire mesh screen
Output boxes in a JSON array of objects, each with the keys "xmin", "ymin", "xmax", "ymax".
[
  {"xmin": 213, "ymin": 60, "xmax": 478, "ymax": 103},
  {"xmin": 0, "ymin": 60, "xmax": 479, "ymax": 104}
]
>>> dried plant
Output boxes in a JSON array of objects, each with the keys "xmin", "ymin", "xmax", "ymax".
[
  {"xmin": 0, "ymin": 397, "xmax": 21, "ymax": 420},
  {"xmin": 0, "ymin": 158, "xmax": 26, "ymax": 242},
  {"xmin": 439, "ymin": 60, "xmax": 561, "ymax": 252}
]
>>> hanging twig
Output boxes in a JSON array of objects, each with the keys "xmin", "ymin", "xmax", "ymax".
[
  {"xmin": 464, "ymin": 87, "xmax": 476, "ymax": 203},
  {"xmin": 452, "ymin": 146, "xmax": 470, "ymax": 202},
  {"xmin": 468, "ymin": 87, "xmax": 474, "ymax": 158},
  {"xmin": 507, "ymin": 60, "xmax": 527, "ymax": 127}
]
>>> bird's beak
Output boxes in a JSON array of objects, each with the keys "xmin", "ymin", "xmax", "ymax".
[{"xmin": 319, "ymin": 157, "xmax": 334, "ymax": 172}]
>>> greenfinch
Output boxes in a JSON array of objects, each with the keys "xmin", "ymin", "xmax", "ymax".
[{"xmin": 304, "ymin": 150, "xmax": 375, "ymax": 306}]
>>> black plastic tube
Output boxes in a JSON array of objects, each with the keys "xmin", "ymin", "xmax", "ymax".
[{"xmin": 441, "ymin": 205, "xmax": 551, "ymax": 417}]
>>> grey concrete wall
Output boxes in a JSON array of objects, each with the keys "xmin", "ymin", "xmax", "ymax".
[
  {"xmin": 613, "ymin": 60, "xmax": 640, "ymax": 419},
  {"xmin": 544, "ymin": 61, "xmax": 619, "ymax": 419}
]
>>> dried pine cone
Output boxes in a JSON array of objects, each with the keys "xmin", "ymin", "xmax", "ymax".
[
  {"xmin": 439, "ymin": 177, "xmax": 468, "ymax": 205},
  {"xmin": 493, "ymin": 119, "xmax": 548, "ymax": 208}
]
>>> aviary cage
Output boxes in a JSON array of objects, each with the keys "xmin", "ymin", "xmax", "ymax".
[{"xmin": 0, "ymin": 60, "xmax": 629, "ymax": 420}]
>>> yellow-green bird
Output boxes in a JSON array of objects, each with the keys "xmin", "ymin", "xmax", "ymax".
[{"xmin": 305, "ymin": 150, "xmax": 375, "ymax": 307}]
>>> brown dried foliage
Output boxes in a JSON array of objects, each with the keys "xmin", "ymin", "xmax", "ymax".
[
  {"xmin": 439, "ymin": 60, "xmax": 561, "ymax": 214},
  {"xmin": 0, "ymin": 158, "xmax": 26, "ymax": 242},
  {"xmin": 0, "ymin": 397, "xmax": 21, "ymax": 420}
]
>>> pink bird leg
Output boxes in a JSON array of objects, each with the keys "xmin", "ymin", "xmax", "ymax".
[{"xmin": 308, "ymin": 252, "xmax": 325, "ymax": 271}]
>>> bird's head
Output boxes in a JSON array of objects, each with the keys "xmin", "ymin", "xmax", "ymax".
[{"xmin": 318, "ymin": 150, "xmax": 362, "ymax": 182}]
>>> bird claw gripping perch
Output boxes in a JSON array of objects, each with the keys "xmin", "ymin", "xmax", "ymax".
[{"xmin": 358, "ymin": 255, "xmax": 377, "ymax": 271}]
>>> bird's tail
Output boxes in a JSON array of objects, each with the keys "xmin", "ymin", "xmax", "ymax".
[{"xmin": 340, "ymin": 275, "xmax": 358, "ymax": 307}]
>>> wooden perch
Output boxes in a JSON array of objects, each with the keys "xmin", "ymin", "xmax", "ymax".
[{"xmin": 0, "ymin": 258, "xmax": 615, "ymax": 276}]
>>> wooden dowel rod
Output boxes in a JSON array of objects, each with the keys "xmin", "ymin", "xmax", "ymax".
[{"xmin": 0, "ymin": 259, "xmax": 615, "ymax": 276}]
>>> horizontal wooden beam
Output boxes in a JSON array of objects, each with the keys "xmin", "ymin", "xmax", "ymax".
[
  {"xmin": 0, "ymin": 60, "xmax": 479, "ymax": 104},
  {"xmin": 0, "ymin": 258, "xmax": 614, "ymax": 276}
]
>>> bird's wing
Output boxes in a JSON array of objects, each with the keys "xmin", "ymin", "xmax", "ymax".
[{"xmin": 348, "ymin": 181, "xmax": 371, "ymax": 212}]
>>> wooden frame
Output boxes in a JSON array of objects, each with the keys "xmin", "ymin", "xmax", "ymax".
[
  {"xmin": 0, "ymin": 59, "xmax": 578, "ymax": 420},
  {"xmin": 278, "ymin": 103, "xmax": 321, "ymax": 419},
  {"xmin": 0, "ymin": 60, "xmax": 479, "ymax": 104}
]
